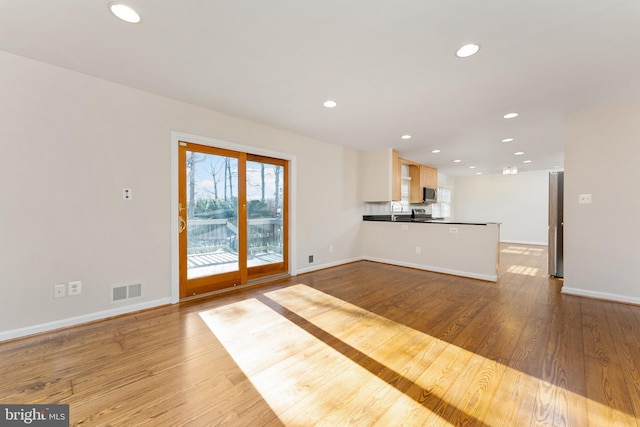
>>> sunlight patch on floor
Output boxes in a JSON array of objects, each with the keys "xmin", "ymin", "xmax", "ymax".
[
  {"xmin": 200, "ymin": 284, "xmax": 634, "ymax": 426},
  {"xmin": 199, "ymin": 297, "xmax": 452, "ymax": 425},
  {"xmin": 506, "ymin": 265, "xmax": 540, "ymax": 276},
  {"xmin": 501, "ymin": 246, "xmax": 545, "ymax": 256}
]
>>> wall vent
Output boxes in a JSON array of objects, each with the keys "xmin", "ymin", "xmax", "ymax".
[
  {"xmin": 111, "ymin": 283, "xmax": 142, "ymax": 303},
  {"xmin": 128, "ymin": 283, "xmax": 142, "ymax": 298},
  {"xmin": 112, "ymin": 286, "xmax": 128, "ymax": 302}
]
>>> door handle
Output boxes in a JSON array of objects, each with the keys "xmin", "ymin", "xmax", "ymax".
[{"xmin": 178, "ymin": 203, "xmax": 186, "ymax": 233}]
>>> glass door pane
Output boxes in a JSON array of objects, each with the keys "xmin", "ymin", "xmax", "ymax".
[
  {"xmin": 187, "ymin": 152, "xmax": 239, "ymax": 279},
  {"xmin": 246, "ymin": 157, "xmax": 287, "ymax": 278}
]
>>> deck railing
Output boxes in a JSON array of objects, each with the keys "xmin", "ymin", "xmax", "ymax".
[{"xmin": 187, "ymin": 218, "xmax": 283, "ymax": 257}]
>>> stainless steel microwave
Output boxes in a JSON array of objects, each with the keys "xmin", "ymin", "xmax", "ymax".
[{"xmin": 423, "ymin": 187, "xmax": 437, "ymax": 203}]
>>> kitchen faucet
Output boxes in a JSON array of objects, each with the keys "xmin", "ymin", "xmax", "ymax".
[{"xmin": 390, "ymin": 202, "xmax": 403, "ymax": 221}]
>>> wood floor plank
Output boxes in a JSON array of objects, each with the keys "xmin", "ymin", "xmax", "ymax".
[
  {"xmin": 532, "ymin": 294, "xmax": 569, "ymax": 426},
  {"xmin": 582, "ymin": 298, "xmax": 638, "ymax": 426},
  {"xmin": 550, "ymin": 295, "xmax": 589, "ymax": 427},
  {"xmin": 606, "ymin": 302, "xmax": 640, "ymax": 421},
  {"xmin": 375, "ymin": 342, "xmax": 475, "ymax": 426}
]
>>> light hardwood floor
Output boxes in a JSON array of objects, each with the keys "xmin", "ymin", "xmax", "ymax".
[{"xmin": 2, "ymin": 244, "xmax": 640, "ymax": 426}]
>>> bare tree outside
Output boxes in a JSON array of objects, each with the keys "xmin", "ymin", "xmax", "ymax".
[
  {"xmin": 261, "ymin": 163, "xmax": 265, "ymax": 202},
  {"xmin": 207, "ymin": 157, "xmax": 224, "ymax": 200},
  {"xmin": 226, "ymin": 158, "xmax": 234, "ymax": 200},
  {"xmin": 186, "ymin": 152, "xmax": 204, "ymax": 219},
  {"xmin": 274, "ymin": 165, "xmax": 281, "ymax": 217}
]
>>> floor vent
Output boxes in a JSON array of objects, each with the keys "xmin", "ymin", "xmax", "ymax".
[{"xmin": 111, "ymin": 283, "xmax": 142, "ymax": 303}]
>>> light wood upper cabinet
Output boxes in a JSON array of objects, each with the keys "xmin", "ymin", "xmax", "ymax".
[
  {"xmin": 408, "ymin": 163, "xmax": 422, "ymax": 203},
  {"xmin": 420, "ymin": 165, "xmax": 438, "ymax": 189}
]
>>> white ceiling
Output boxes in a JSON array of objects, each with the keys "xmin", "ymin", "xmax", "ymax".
[{"xmin": 2, "ymin": 1, "xmax": 640, "ymax": 176}]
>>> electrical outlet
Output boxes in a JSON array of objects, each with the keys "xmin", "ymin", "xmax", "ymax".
[
  {"xmin": 329, "ymin": 245, "xmax": 334, "ymax": 254},
  {"xmin": 415, "ymin": 246, "xmax": 421, "ymax": 254},
  {"xmin": 54, "ymin": 284, "xmax": 66, "ymax": 298},
  {"xmin": 68, "ymin": 281, "xmax": 82, "ymax": 296},
  {"xmin": 401, "ymin": 224, "xmax": 409, "ymax": 230},
  {"xmin": 308, "ymin": 255, "xmax": 314, "ymax": 263},
  {"xmin": 450, "ymin": 227, "xmax": 459, "ymax": 234},
  {"xmin": 578, "ymin": 194, "xmax": 592, "ymax": 204}
]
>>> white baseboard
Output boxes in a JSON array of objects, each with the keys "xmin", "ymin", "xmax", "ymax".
[
  {"xmin": 561, "ymin": 287, "xmax": 640, "ymax": 306},
  {"xmin": 363, "ymin": 256, "xmax": 498, "ymax": 282},
  {"xmin": 296, "ymin": 257, "xmax": 364, "ymax": 275},
  {"xmin": 0, "ymin": 298, "xmax": 172, "ymax": 342}
]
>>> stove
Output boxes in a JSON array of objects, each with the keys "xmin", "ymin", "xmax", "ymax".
[{"xmin": 411, "ymin": 208, "xmax": 432, "ymax": 222}]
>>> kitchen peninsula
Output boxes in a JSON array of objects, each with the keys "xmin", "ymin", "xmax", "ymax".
[
  {"xmin": 361, "ymin": 216, "xmax": 500, "ymax": 282},
  {"xmin": 360, "ymin": 147, "xmax": 500, "ymax": 281}
]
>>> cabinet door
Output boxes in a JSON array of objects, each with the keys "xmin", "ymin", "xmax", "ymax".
[
  {"xmin": 408, "ymin": 164, "xmax": 422, "ymax": 203},
  {"xmin": 420, "ymin": 165, "xmax": 438, "ymax": 189}
]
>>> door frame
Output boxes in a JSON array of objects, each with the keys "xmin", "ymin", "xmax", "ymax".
[{"xmin": 170, "ymin": 131, "xmax": 297, "ymax": 303}]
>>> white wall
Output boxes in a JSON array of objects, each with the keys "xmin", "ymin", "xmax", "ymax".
[
  {"xmin": 0, "ymin": 51, "xmax": 362, "ymax": 339},
  {"xmin": 453, "ymin": 170, "xmax": 550, "ymax": 245},
  {"xmin": 563, "ymin": 101, "xmax": 640, "ymax": 304}
]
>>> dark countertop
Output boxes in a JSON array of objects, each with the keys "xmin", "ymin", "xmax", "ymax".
[{"xmin": 362, "ymin": 215, "xmax": 495, "ymax": 226}]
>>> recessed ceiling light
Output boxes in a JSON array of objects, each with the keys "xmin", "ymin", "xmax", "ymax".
[
  {"xmin": 514, "ymin": 151, "xmax": 525, "ymax": 156},
  {"xmin": 523, "ymin": 160, "xmax": 532, "ymax": 163},
  {"xmin": 476, "ymin": 172, "xmax": 483, "ymax": 175},
  {"xmin": 431, "ymin": 149, "xmax": 441, "ymax": 154},
  {"xmin": 323, "ymin": 100, "xmax": 337, "ymax": 108},
  {"xmin": 502, "ymin": 138, "xmax": 514, "ymax": 143},
  {"xmin": 456, "ymin": 44, "xmax": 480, "ymax": 58},
  {"xmin": 109, "ymin": 3, "xmax": 141, "ymax": 23},
  {"xmin": 469, "ymin": 166, "xmax": 476, "ymax": 169},
  {"xmin": 401, "ymin": 135, "xmax": 412, "ymax": 140},
  {"xmin": 503, "ymin": 112, "xmax": 519, "ymax": 119},
  {"xmin": 453, "ymin": 159, "xmax": 462, "ymax": 163}
]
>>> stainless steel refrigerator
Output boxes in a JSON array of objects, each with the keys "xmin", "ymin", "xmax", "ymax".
[{"xmin": 548, "ymin": 171, "xmax": 564, "ymax": 277}]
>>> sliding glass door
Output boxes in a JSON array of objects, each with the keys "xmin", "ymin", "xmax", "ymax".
[{"xmin": 178, "ymin": 142, "xmax": 288, "ymax": 297}]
